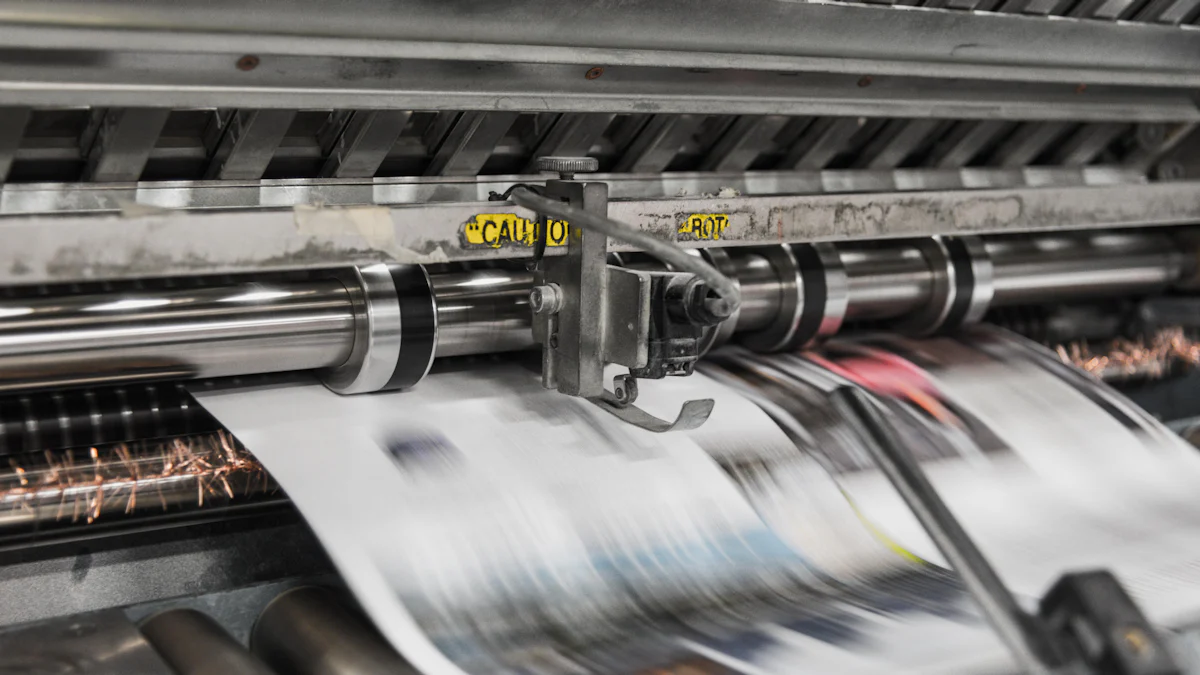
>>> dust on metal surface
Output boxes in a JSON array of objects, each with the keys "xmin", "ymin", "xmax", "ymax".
[{"xmin": 0, "ymin": 183, "xmax": 1197, "ymax": 284}]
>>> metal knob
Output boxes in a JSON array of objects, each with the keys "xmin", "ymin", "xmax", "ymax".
[{"xmin": 535, "ymin": 156, "xmax": 599, "ymax": 179}]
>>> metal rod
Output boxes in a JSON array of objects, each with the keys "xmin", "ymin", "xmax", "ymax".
[
  {"xmin": 831, "ymin": 386, "xmax": 1066, "ymax": 674},
  {"xmin": 842, "ymin": 245, "xmax": 934, "ymax": 320},
  {"xmin": 251, "ymin": 586, "xmax": 417, "ymax": 675},
  {"xmin": 0, "ymin": 281, "xmax": 356, "ymax": 392},
  {"xmin": 987, "ymin": 232, "xmax": 1185, "ymax": 306},
  {"xmin": 141, "ymin": 608, "xmax": 278, "ymax": 675}
]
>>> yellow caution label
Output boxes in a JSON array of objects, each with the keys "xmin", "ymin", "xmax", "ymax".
[
  {"xmin": 462, "ymin": 214, "xmax": 570, "ymax": 249},
  {"xmin": 678, "ymin": 214, "xmax": 730, "ymax": 241}
]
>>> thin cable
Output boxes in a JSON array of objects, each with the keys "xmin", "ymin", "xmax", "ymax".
[{"xmin": 509, "ymin": 188, "xmax": 742, "ymax": 319}]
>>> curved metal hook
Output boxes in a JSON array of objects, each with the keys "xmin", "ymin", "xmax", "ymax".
[{"xmin": 589, "ymin": 391, "xmax": 714, "ymax": 433}]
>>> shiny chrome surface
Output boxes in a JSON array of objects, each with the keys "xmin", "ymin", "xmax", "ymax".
[
  {"xmin": 730, "ymin": 253, "xmax": 782, "ymax": 333},
  {"xmin": 842, "ymin": 246, "xmax": 934, "ymax": 320},
  {"xmin": 432, "ymin": 269, "xmax": 535, "ymax": 357},
  {"xmin": 0, "ymin": 231, "xmax": 1188, "ymax": 394},
  {"xmin": 0, "ymin": 281, "xmax": 355, "ymax": 392},
  {"xmin": 987, "ymin": 233, "xmax": 1186, "ymax": 306},
  {"xmin": 321, "ymin": 264, "xmax": 403, "ymax": 394}
]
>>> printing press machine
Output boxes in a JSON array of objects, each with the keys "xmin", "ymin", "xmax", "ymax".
[{"xmin": 3, "ymin": 1, "xmax": 1200, "ymax": 672}]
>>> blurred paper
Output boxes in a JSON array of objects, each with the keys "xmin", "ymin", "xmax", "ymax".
[{"xmin": 194, "ymin": 363, "xmax": 1009, "ymax": 674}]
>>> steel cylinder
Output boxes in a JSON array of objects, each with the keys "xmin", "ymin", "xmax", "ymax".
[
  {"xmin": 841, "ymin": 245, "xmax": 934, "ymax": 320},
  {"xmin": 141, "ymin": 609, "xmax": 277, "ymax": 675},
  {"xmin": 987, "ymin": 233, "xmax": 1185, "ymax": 307},
  {"xmin": 0, "ymin": 281, "xmax": 355, "ymax": 392},
  {"xmin": 252, "ymin": 586, "xmax": 417, "ymax": 675},
  {"xmin": 432, "ymin": 269, "xmax": 534, "ymax": 357}
]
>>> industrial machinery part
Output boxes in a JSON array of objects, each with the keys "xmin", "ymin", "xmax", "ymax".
[
  {"xmin": 140, "ymin": 608, "xmax": 277, "ymax": 675},
  {"xmin": 2, "ymin": 0, "xmax": 1200, "ymax": 670},
  {"xmin": 252, "ymin": 586, "xmax": 418, "ymax": 675},
  {"xmin": 517, "ymin": 157, "xmax": 740, "ymax": 431},
  {"xmin": 0, "ymin": 231, "xmax": 1182, "ymax": 399}
]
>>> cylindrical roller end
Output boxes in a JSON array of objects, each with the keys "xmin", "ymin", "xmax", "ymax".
[
  {"xmin": 141, "ymin": 608, "xmax": 276, "ymax": 675},
  {"xmin": 252, "ymin": 586, "xmax": 417, "ymax": 675}
]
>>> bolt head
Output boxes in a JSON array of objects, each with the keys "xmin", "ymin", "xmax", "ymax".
[{"xmin": 530, "ymin": 283, "xmax": 563, "ymax": 314}]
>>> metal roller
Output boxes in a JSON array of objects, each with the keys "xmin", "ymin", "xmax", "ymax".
[
  {"xmin": 140, "ymin": 609, "xmax": 277, "ymax": 675},
  {"xmin": 0, "ymin": 232, "xmax": 1186, "ymax": 396},
  {"xmin": 252, "ymin": 586, "xmax": 418, "ymax": 675}
]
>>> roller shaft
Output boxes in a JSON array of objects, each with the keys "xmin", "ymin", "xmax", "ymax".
[
  {"xmin": 0, "ymin": 232, "xmax": 1185, "ymax": 396},
  {"xmin": 0, "ymin": 281, "xmax": 355, "ymax": 392}
]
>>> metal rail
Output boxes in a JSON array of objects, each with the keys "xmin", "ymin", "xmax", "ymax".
[
  {"xmin": 1, "ymin": 0, "xmax": 1199, "ymax": 87},
  {"xmin": 0, "ymin": 182, "xmax": 1198, "ymax": 284}
]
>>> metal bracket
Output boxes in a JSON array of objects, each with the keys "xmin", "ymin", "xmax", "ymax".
[{"xmin": 525, "ymin": 157, "xmax": 718, "ymax": 432}]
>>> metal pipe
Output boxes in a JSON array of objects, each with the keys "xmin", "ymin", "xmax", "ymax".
[
  {"xmin": 0, "ymin": 281, "xmax": 355, "ymax": 392},
  {"xmin": 141, "ymin": 609, "xmax": 278, "ymax": 675},
  {"xmin": 987, "ymin": 233, "xmax": 1185, "ymax": 306},
  {"xmin": 841, "ymin": 245, "xmax": 934, "ymax": 320},
  {"xmin": 252, "ymin": 586, "xmax": 417, "ymax": 675}
]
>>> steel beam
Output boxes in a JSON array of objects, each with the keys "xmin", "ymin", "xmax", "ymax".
[
  {"xmin": 0, "ymin": 0, "xmax": 1199, "ymax": 87},
  {"xmin": 319, "ymin": 109, "xmax": 410, "ymax": 178},
  {"xmin": 0, "ymin": 166, "xmax": 1146, "ymax": 216},
  {"xmin": 0, "ymin": 54, "xmax": 1196, "ymax": 122},
  {"xmin": 0, "ymin": 107, "xmax": 29, "ymax": 182},
  {"xmin": 523, "ymin": 113, "xmax": 614, "ymax": 173},
  {"xmin": 425, "ymin": 111, "xmax": 518, "ymax": 176},
  {"xmin": 82, "ymin": 108, "xmax": 171, "ymax": 182},
  {"xmin": 0, "ymin": 181, "xmax": 1196, "ymax": 283},
  {"xmin": 205, "ymin": 109, "xmax": 296, "ymax": 180}
]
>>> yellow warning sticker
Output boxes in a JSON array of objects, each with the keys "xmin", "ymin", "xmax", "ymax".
[
  {"xmin": 678, "ymin": 214, "xmax": 730, "ymax": 241},
  {"xmin": 462, "ymin": 214, "xmax": 570, "ymax": 249}
]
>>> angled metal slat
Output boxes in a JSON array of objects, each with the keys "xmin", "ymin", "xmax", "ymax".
[
  {"xmin": 699, "ymin": 115, "xmax": 790, "ymax": 172},
  {"xmin": 614, "ymin": 114, "xmax": 704, "ymax": 173},
  {"xmin": 523, "ymin": 113, "xmax": 614, "ymax": 172},
  {"xmin": 0, "ymin": 107, "xmax": 29, "ymax": 182},
  {"xmin": 1048, "ymin": 123, "xmax": 1127, "ymax": 165},
  {"xmin": 319, "ymin": 109, "xmax": 411, "ymax": 178},
  {"xmin": 1068, "ymin": 0, "xmax": 1138, "ymax": 18},
  {"xmin": 924, "ymin": 121, "xmax": 1012, "ymax": 168},
  {"xmin": 204, "ymin": 109, "xmax": 296, "ymax": 180},
  {"xmin": 988, "ymin": 122, "xmax": 1071, "ymax": 167},
  {"xmin": 425, "ymin": 111, "xmax": 518, "ymax": 176},
  {"xmin": 83, "ymin": 108, "xmax": 170, "ymax": 182},
  {"xmin": 854, "ymin": 119, "xmax": 942, "ymax": 170},
  {"xmin": 783, "ymin": 117, "xmax": 865, "ymax": 170}
]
